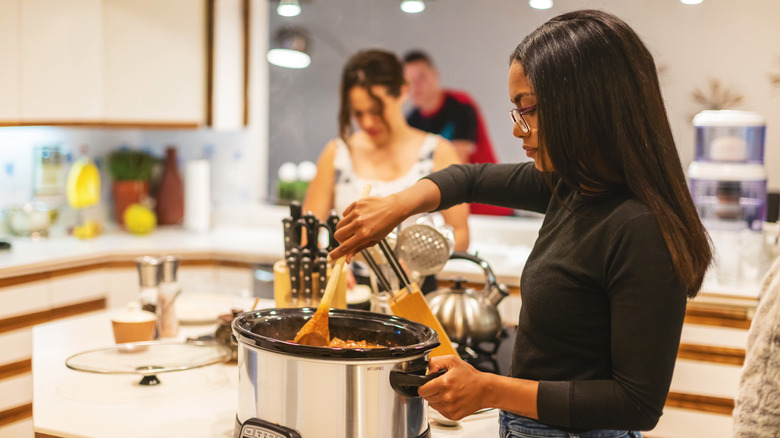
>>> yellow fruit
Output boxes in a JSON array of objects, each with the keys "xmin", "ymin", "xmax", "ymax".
[
  {"xmin": 66, "ymin": 157, "xmax": 101, "ymax": 209},
  {"xmin": 73, "ymin": 220, "xmax": 101, "ymax": 239},
  {"xmin": 124, "ymin": 204, "xmax": 157, "ymax": 235}
]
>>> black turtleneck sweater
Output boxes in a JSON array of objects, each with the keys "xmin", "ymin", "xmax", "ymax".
[{"xmin": 426, "ymin": 162, "xmax": 687, "ymax": 431}]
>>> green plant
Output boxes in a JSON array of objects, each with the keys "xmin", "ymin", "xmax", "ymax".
[{"xmin": 107, "ymin": 149, "xmax": 157, "ymax": 182}]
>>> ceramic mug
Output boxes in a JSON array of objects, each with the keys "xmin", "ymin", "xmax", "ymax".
[{"xmin": 111, "ymin": 306, "xmax": 157, "ymax": 344}]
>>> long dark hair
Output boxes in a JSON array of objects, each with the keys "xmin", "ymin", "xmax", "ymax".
[
  {"xmin": 511, "ymin": 10, "xmax": 711, "ymax": 297},
  {"xmin": 338, "ymin": 49, "xmax": 405, "ymax": 142}
]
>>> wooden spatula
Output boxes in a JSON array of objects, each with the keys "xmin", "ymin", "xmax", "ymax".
[{"xmin": 292, "ymin": 256, "xmax": 347, "ymax": 346}]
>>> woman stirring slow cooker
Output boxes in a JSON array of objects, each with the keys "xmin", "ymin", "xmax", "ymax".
[{"xmin": 331, "ymin": 10, "xmax": 712, "ymax": 438}]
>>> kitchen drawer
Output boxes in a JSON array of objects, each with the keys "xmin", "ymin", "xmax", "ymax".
[
  {"xmin": 669, "ymin": 359, "xmax": 741, "ymax": 399},
  {"xmin": 0, "ymin": 372, "xmax": 31, "ymax": 412},
  {"xmin": 649, "ymin": 407, "xmax": 732, "ymax": 438},
  {"xmin": 50, "ymin": 269, "xmax": 108, "ymax": 308},
  {"xmin": 0, "ymin": 281, "xmax": 51, "ymax": 320},
  {"xmin": 0, "ymin": 328, "xmax": 32, "ymax": 366},
  {"xmin": 0, "ymin": 417, "xmax": 33, "ymax": 438},
  {"xmin": 680, "ymin": 323, "xmax": 748, "ymax": 350}
]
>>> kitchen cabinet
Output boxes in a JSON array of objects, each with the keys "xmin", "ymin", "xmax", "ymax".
[
  {"xmin": 102, "ymin": 0, "xmax": 206, "ymax": 125},
  {"xmin": 20, "ymin": 0, "xmax": 103, "ymax": 121},
  {"xmin": 0, "ymin": 0, "xmax": 248, "ymax": 128},
  {"xmin": 0, "ymin": 0, "xmax": 20, "ymax": 121}
]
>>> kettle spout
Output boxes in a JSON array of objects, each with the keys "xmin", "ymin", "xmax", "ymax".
[{"xmin": 486, "ymin": 283, "xmax": 509, "ymax": 307}]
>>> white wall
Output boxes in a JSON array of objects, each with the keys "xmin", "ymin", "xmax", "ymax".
[{"xmin": 267, "ymin": 0, "xmax": 780, "ymax": 192}]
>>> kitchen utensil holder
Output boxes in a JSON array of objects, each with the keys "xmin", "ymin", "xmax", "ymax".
[{"xmin": 273, "ymin": 259, "xmax": 347, "ymax": 309}]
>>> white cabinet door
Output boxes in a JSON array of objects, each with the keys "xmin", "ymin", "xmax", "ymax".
[
  {"xmin": 20, "ymin": 0, "xmax": 102, "ymax": 121},
  {"xmin": 103, "ymin": 0, "xmax": 206, "ymax": 124},
  {"xmin": 0, "ymin": 0, "xmax": 20, "ymax": 121}
]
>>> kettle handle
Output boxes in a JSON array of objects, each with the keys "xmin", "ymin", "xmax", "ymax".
[{"xmin": 448, "ymin": 251, "xmax": 509, "ymax": 305}]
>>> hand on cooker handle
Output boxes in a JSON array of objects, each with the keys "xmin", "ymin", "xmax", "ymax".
[
  {"xmin": 418, "ymin": 355, "xmax": 491, "ymax": 421},
  {"xmin": 330, "ymin": 195, "xmax": 406, "ymax": 262}
]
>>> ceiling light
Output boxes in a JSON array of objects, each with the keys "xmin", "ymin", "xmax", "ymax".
[
  {"xmin": 680, "ymin": 0, "xmax": 703, "ymax": 4},
  {"xmin": 277, "ymin": 0, "xmax": 301, "ymax": 17},
  {"xmin": 401, "ymin": 0, "xmax": 425, "ymax": 14},
  {"xmin": 267, "ymin": 28, "xmax": 311, "ymax": 69},
  {"xmin": 529, "ymin": 0, "xmax": 553, "ymax": 9}
]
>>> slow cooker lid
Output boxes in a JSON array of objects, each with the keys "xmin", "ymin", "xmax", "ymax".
[{"xmin": 232, "ymin": 308, "xmax": 440, "ymax": 360}]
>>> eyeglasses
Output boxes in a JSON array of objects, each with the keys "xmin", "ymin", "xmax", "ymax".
[{"xmin": 508, "ymin": 104, "xmax": 536, "ymax": 134}]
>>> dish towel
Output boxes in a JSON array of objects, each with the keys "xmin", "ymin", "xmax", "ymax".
[{"xmin": 733, "ymin": 254, "xmax": 780, "ymax": 437}]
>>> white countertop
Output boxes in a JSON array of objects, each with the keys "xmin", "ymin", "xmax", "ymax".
[{"xmin": 32, "ymin": 306, "xmax": 499, "ymax": 438}]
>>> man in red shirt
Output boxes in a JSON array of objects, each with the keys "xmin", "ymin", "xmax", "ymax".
[{"xmin": 403, "ymin": 50, "xmax": 513, "ymax": 216}]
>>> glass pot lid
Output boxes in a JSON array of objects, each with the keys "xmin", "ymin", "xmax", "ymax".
[{"xmin": 65, "ymin": 341, "xmax": 232, "ymax": 385}]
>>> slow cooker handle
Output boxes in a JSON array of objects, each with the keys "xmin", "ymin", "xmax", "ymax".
[{"xmin": 389, "ymin": 368, "xmax": 447, "ymax": 398}]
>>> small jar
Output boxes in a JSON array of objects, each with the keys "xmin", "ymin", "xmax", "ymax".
[
  {"xmin": 135, "ymin": 256, "xmax": 162, "ymax": 338},
  {"xmin": 158, "ymin": 255, "xmax": 181, "ymax": 338}
]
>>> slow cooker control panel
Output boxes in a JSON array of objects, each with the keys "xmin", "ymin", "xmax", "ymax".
[{"xmin": 239, "ymin": 418, "xmax": 302, "ymax": 438}]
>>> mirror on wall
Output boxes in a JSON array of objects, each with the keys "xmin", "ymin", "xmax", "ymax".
[{"xmin": 266, "ymin": 0, "xmax": 780, "ymax": 207}]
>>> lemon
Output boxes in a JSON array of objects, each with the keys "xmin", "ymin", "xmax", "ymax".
[
  {"xmin": 73, "ymin": 220, "xmax": 101, "ymax": 239},
  {"xmin": 124, "ymin": 204, "xmax": 157, "ymax": 235}
]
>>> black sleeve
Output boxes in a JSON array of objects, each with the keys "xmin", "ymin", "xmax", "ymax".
[
  {"xmin": 450, "ymin": 103, "xmax": 477, "ymax": 142},
  {"xmin": 424, "ymin": 162, "xmax": 553, "ymax": 213},
  {"xmin": 536, "ymin": 213, "xmax": 688, "ymax": 430}
]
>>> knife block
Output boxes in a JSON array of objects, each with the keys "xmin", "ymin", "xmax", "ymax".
[{"xmin": 273, "ymin": 259, "xmax": 347, "ymax": 309}]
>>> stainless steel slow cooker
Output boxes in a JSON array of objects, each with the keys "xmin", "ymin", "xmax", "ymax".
[{"xmin": 232, "ymin": 307, "xmax": 443, "ymax": 438}]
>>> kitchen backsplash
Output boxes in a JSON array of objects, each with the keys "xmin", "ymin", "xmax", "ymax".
[{"xmin": 0, "ymin": 126, "xmax": 265, "ymax": 216}]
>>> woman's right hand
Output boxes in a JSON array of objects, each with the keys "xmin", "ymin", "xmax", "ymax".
[
  {"xmin": 330, "ymin": 179, "xmax": 443, "ymax": 262},
  {"xmin": 330, "ymin": 195, "xmax": 406, "ymax": 262}
]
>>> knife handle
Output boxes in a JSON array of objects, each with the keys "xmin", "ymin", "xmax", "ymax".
[
  {"xmin": 304, "ymin": 213, "xmax": 319, "ymax": 252},
  {"xmin": 301, "ymin": 256, "xmax": 313, "ymax": 306},
  {"xmin": 317, "ymin": 249, "xmax": 329, "ymax": 300},
  {"xmin": 286, "ymin": 248, "xmax": 300, "ymax": 306},
  {"xmin": 326, "ymin": 211, "xmax": 340, "ymax": 251},
  {"xmin": 282, "ymin": 218, "xmax": 294, "ymax": 254},
  {"xmin": 289, "ymin": 201, "xmax": 302, "ymax": 221}
]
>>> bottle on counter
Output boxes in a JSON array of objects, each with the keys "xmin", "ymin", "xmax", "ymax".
[
  {"xmin": 135, "ymin": 256, "xmax": 162, "ymax": 338},
  {"xmin": 156, "ymin": 146, "xmax": 184, "ymax": 225},
  {"xmin": 158, "ymin": 255, "xmax": 181, "ymax": 338}
]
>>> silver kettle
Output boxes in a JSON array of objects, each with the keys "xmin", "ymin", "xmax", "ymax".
[{"xmin": 426, "ymin": 252, "xmax": 510, "ymax": 345}]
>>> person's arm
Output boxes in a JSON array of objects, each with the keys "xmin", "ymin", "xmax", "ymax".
[
  {"xmin": 302, "ymin": 140, "xmax": 338, "ymax": 221},
  {"xmin": 432, "ymin": 138, "xmax": 469, "ymax": 251},
  {"xmin": 428, "ymin": 161, "xmax": 553, "ymax": 213}
]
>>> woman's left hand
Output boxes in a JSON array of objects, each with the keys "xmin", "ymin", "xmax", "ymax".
[{"xmin": 419, "ymin": 355, "xmax": 491, "ymax": 421}]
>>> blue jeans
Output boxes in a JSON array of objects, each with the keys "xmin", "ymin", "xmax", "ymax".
[{"xmin": 499, "ymin": 410, "xmax": 643, "ymax": 438}]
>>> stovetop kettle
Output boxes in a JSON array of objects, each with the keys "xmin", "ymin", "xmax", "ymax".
[{"xmin": 426, "ymin": 252, "xmax": 509, "ymax": 345}]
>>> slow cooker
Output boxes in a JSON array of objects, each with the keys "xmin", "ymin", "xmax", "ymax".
[{"xmin": 232, "ymin": 307, "xmax": 443, "ymax": 438}]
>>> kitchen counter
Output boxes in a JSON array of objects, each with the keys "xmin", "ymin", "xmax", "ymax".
[{"xmin": 32, "ymin": 307, "xmax": 500, "ymax": 438}]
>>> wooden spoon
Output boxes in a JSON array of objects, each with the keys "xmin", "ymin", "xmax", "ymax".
[
  {"xmin": 292, "ymin": 257, "xmax": 347, "ymax": 346},
  {"xmin": 292, "ymin": 184, "xmax": 372, "ymax": 347}
]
